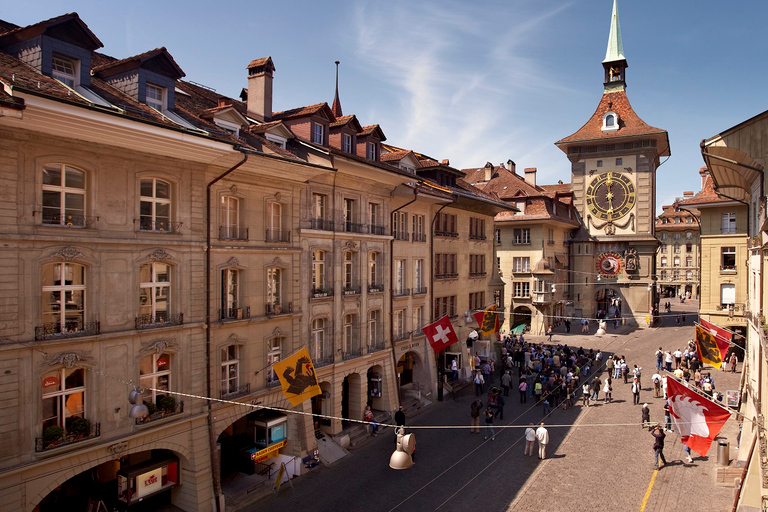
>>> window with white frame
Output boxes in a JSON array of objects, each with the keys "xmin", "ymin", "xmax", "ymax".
[
  {"xmin": 221, "ymin": 345, "xmax": 240, "ymax": 396},
  {"xmin": 312, "ymin": 250, "xmax": 325, "ymax": 291},
  {"xmin": 513, "ymin": 257, "xmax": 530, "ymax": 273},
  {"xmin": 686, "ymin": 232, "xmax": 693, "ymax": 239},
  {"xmin": 721, "ymin": 246, "xmax": 736, "ymax": 270},
  {"xmin": 139, "ymin": 262, "xmax": 170, "ymax": 322},
  {"xmin": 673, "ymin": 256, "xmax": 680, "ymax": 267},
  {"xmin": 139, "ymin": 353, "xmax": 171, "ymax": 405},
  {"xmin": 311, "ymin": 193, "xmax": 327, "ymax": 229},
  {"xmin": 344, "ymin": 251, "xmax": 355, "ymax": 290},
  {"xmin": 267, "ymin": 201, "xmax": 283, "ymax": 242},
  {"xmin": 343, "ymin": 198, "xmax": 356, "ymax": 232},
  {"xmin": 395, "ymin": 259, "xmax": 406, "ymax": 294},
  {"xmin": 342, "ymin": 133, "xmax": 353, "ymax": 153},
  {"xmin": 369, "ymin": 203, "xmax": 381, "ymax": 231},
  {"xmin": 42, "ymin": 164, "xmax": 86, "ymax": 227},
  {"xmin": 660, "ymin": 256, "xmax": 667, "ymax": 267},
  {"xmin": 414, "ymin": 306, "xmax": 424, "ymax": 333},
  {"xmin": 514, "ymin": 282, "xmax": 530, "ymax": 297},
  {"xmin": 267, "ymin": 337, "xmax": 282, "ymax": 386},
  {"xmin": 41, "ymin": 262, "xmax": 85, "ymax": 334},
  {"xmin": 673, "ymin": 244, "xmax": 680, "ymax": 254},
  {"xmin": 393, "ymin": 211, "xmax": 408, "ymax": 240},
  {"xmin": 394, "ymin": 309, "xmax": 405, "ymax": 339},
  {"xmin": 660, "ymin": 233, "xmax": 667, "ymax": 241},
  {"xmin": 412, "ymin": 214, "xmax": 426, "ymax": 241},
  {"xmin": 145, "ymin": 83, "xmax": 166, "ymax": 111},
  {"xmin": 221, "ymin": 268, "xmax": 240, "ymax": 319},
  {"xmin": 42, "ymin": 367, "xmax": 85, "ymax": 431},
  {"xmin": 720, "ymin": 284, "xmax": 735, "ymax": 306},
  {"xmin": 267, "ymin": 267, "xmax": 282, "ymax": 309},
  {"xmin": 220, "ymin": 196, "xmax": 241, "ymax": 240},
  {"xmin": 660, "ymin": 244, "xmax": 667, "ymax": 253},
  {"xmin": 368, "ymin": 252, "xmax": 379, "ymax": 287},
  {"xmin": 140, "ymin": 178, "xmax": 172, "ymax": 232},
  {"xmin": 513, "ymin": 228, "xmax": 530, "ymax": 244},
  {"xmin": 686, "ymin": 256, "xmax": 692, "ymax": 267},
  {"xmin": 311, "ymin": 318, "xmax": 327, "ymax": 360},
  {"xmin": 721, "ymin": 212, "xmax": 736, "ymax": 234},
  {"xmin": 313, "ymin": 123, "xmax": 324, "ymax": 144},
  {"xmin": 51, "ymin": 54, "xmax": 77, "ymax": 87},
  {"xmin": 660, "ymin": 270, "xmax": 667, "ymax": 281},
  {"xmin": 674, "ymin": 233, "xmax": 680, "ymax": 240},
  {"xmin": 367, "ymin": 142, "xmax": 377, "ymax": 160},
  {"xmin": 368, "ymin": 310, "xmax": 380, "ymax": 346},
  {"xmin": 343, "ymin": 314, "xmax": 356, "ymax": 354},
  {"xmin": 414, "ymin": 259, "xmax": 424, "ymax": 292},
  {"xmin": 495, "ymin": 229, "xmax": 501, "ymax": 245}
]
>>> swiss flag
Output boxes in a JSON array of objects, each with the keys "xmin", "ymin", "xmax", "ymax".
[
  {"xmin": 666, "ymin": 377, "xmax": 731, "ymax": 457},
  {"xmin": 422, "ymin": 315, "xmax": 459, "ymax": 353}
]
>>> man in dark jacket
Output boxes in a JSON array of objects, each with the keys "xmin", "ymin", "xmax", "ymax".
[
  {"xmin": 395, "ymin": 406, "xmax": 405, "ymax": 426},
  {"xmin": 652, "ymin": 425, "xmax": 667, "ymax": 469}
]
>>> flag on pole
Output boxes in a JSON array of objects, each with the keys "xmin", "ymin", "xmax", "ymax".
[
  {"xmin": 666, "ymin": 377, "xmax": 731, "ymax": 457},
  {"xmin": 699, "ymin": 318, "xmax": 733, "ymax": 357},
  {"xmin": 473, "ymin": 304, "xmax": 500, "ymax": 336},
  {"xmin": 273, "ymin": 347, "xmax": 322, "ymax": 406},
  {"xmin": 422, "ymin": 315, "xmax": 459, "ymax": 353},
  {"xmin": 694, "ymin": 323, "xmax": 729, "ymax": 368}
]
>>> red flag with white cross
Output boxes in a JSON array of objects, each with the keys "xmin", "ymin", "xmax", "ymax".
[{"xmin": 422, "ymin": 315, "xmax": 459, "ymax": 353}]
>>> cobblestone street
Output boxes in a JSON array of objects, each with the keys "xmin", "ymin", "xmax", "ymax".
[{"xmin": 242, "ymin": 299, "xmax": 742, "ymax": 512}]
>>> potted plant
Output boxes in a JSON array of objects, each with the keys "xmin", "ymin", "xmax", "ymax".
[
  {"xmin": 42, "ymin": 426, "xmax": 65, "ymax": 447},
  {"xmin": 144, "ymin": 400, "xmax": 158, "ymax": 417},
  {"xmin": 157, "ymin": 396, "xmax": 176, "ymax": 415},
  {"xmin": 68, "ymin": 417, "xmax": 91, "ymax": 439}
]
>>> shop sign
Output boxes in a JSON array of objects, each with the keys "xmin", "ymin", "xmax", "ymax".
[
  {"xmin": 397, "ymin": 340, "xmax": 421, "ymax": 353},
  {"xmin": 42, "ymin": 376, "xmax": 59, "ymax": 388},
  {"xmin": 137, "ymin": 467, "xmax": 163, "ymax": 499},
  {"xmin": 157, "ymin": 357, "xmax": 169, "ymax": 369},
  {"xmin": 250, "ymin": 440, "xmax": 286, "ymax": 463}
]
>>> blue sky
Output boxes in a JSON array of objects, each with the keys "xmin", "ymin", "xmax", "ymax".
[{"xmin": 4, "ymin": 1, "xmax": 767, "ymax": 212}]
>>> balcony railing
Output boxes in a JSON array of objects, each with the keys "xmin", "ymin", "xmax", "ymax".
[
  {"xmin": 310, "ymin": 218, "xmax": 334, "ymax": 231},
  {"xmin": 435, "ymin": 273, "xmax": 458, "ymax": 280},
  {"xmin": 219, "ymin": 306, "xmax": 250, "ymax": 321},
  {"xmin": 265, "ymin": 229, "xmax": 291, "ymax": 243},
  {"xmin": 342, "ymin": 286, "xmax": 361, "ymax": 296},
  {"xmin": 412, "ymin": 233, "xmax": 427, "ymax": 242},
  {"xmin": 35, "ymin": 321, "xmax": 100, "ymax": 341},
  {"xmin": 219, "ymin": 225, "xmax": 249, "ymax": 241},
  {"xmin": 368, "ymin": 341, "xmax": 386, "ymax": 353},
  {"xmin": 412, "ymin": 286, "xmax": 428, "ymax": 295},
  {"xmin": 313, "ymin": 354, "xmax": 335, "ymax": 368},
  {"xmin": 720, "ymin": 265, "xmax": 737, "ymax": 273},
  {"xmin": 368, "ymin": 225, "xmax": 386, "ymax": 235},
  {"xmin": 343, "ymin": 222, "xmax": 365, "ymax": 234},
  {"xmin": 139, "ymin": 219, "xmax": 179, "ymax": 233},
  {"xmin": 266, "ymin": 376, "xmax": 282, "ymax": 388},
  {"xmin": 513, "ymin": 239, "xmax": 531, "ymax": 245},
  {"xmin": 434, "ymin": 230, "xmax": 459, "ymax": 238},
  {"xmin": 36, "ymin": 421, "xmax": 100, "ymax": 452},
  {"xmin": 136, "ymin": 400, "xmax": 184, "ymax": 425},
  {"xmin": 342, "ymin": 348, "xmax": 363, "ymax": 360},
  {"xmin": 393, "ymin": 288, "xmax": 410, "ymax": 297},
  {"xmin": 368, "ymin": 284, "xmax": 384, "ymax": 293},
  {"xmin": 41, "ymin": 213, "xmax": 98, "ymax": 228},
  {"xmin": 469, "ymin": 233, "xmax": 486, "ymax": 241},
  {"xmin": 311, "ymin": 288, "xmax": 334, "ymax": 299},
  {"xmin": 393, "ymin": 231, "xmax": 409, "ymax": 241},
  {"xmin": 392, "ymin": 331, "xmax": 410, "ymax": 343},
  {"xmin": 221, "ymin": 383, "xmax": 250, "ymax": 400},
  {"xmin": 135, "ymin": 313, "xmax": 183, "ymax": 330},
  {"xmin": 469, "ymin": 271, "xmax": 487, "ymax": 278},
  {"xmin": 266, "ymin": 302, "xmax": 293, "ymax": 315},
  {"xmin": 547, "ymin": 239, "xmax": 555, "ymax": 245}
]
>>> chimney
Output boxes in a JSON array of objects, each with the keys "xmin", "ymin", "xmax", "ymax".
[
  {"xmin": 246, "ymin": 57, "xmax": 275, "ymax": 122},
  {"xmin": 683, "ymin": 191, "xmax": 694, "ymax": 199},
  {"xmin": 484, "ymin": 162, "xmax": 493, "ymax": 182},
  {"xmin": 507, "ymin": 160, "xmax": 516, "ymax": 174},
  {"xmin": 217, "ymin": 98, "xmax": 229, "ymax": 108},
  {"xmin": 441, "ymin": 159, "xmax": 450, "ymax": 166},
  {"xmin": 699, "ymin": 166, "xmax": 709, "ymax": 190},
  {"xmin": 524, "ymin": 167, "xmax": 537, "ymax": 186}
]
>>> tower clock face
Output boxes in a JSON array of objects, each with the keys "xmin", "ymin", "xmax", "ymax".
[{"xmin": 586, "ymin": 171, "xmax": 636, "ymax": 221}]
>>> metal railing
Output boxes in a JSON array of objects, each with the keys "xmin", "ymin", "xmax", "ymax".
[
  {"xmin": 342, "ymin": 348, "xmax": 363, "ymax": 360},
  {"xmin": 434, "ymin": 230, "xmax": 459, "ymax": 238},
  {"xmin": 265, "ymin": 229, "xmax": 291, "ymax": 243},
  {"xmin": 219, "ymin": 306, "xmax": 250, "ymax": 321},
  {"xmin": 138, "ymin": 219, "xmax": 179, "ymax": 233},
  {"xmin": 342, "ymin": 286, "xmax": 361, "ymax": 296},
  {"xmin": 309, "ymin": 218, "xmax": 334, "ymax": 231},
  {"xmin": 313, "ymin": 353, "xmax": 335, "ymax": 368},
  {"xmin": 266, "ymin": 302, "xmax": 293, "ymax": 315},
  {"xmin": 368, "ymin": 225, "xmax": 386, "ymax": 235},
  {"xmin": 412, "ymin": 233, "xmax": 427, "ymax": 242},
  {"xmin": 35, "ymin": 321, "xmax": 100, "ymax": 341},
  {"xmin": 435, "ymin": 273, "xmax": 458, "ymax": 280},
  {"xmin": 412, "ymin": 286, "xmax": 428, "ymax": 295},
  {"xmin": 368, "ymin": 341, "xmax": 387, "ymax": 353},
  {"xmin": 393, "ymin": 288, "xmax": 410, "ymax": 297},
  {"xmin": 219, "ymin": 225, "xmax": 249, "ymax": 241},
  {"xmin": 469, "ymin": 233, "xmax": 487, "ymax": 241},
  {"xmin": 368, "ymin": 284, "xmax": 384, "ymax": 293},
  {"xmin": 343, "ymin": 222, "xmax": 365, "ymax": 234},
  {"xmin": 36, "ymin": 422, "xmax": 100, "ymax": 452},
  {"xmin": 392, "ymin": 331, "xmax": 410, "ymax": 342},
  {"xmin": 393, "ymin": 231, "xmax": 409, "ymax": 241},
  {"xmin": 311, "ymin": 288, "xmax": 334, "ymax": 298},
  {"xmin": 135, "ymin": 313, "xmax": 183, "ymax": 330},
  {"xmin": 221, "ymin": 383, "xmax": 250, "ymax": 400},
  {"xmin": 135, "ymin": 400, "xmax": 184, "ymax": 425}
]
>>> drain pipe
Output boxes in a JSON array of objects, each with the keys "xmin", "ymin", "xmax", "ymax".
[
  {"xmin": 389, "ymin": 188, "xmax": 419, "ymax": 405},
  {"xmin": 206, "ymin": 146, "xmax": 249, "ymax": 512}
]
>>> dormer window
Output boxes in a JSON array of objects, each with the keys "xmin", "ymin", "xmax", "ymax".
[
  {"xmin": 214, "ymin": 119, "xmax": 240, "ymax": 137},
  {"xmin": 601, "ymin": 111, "xmax": 619, "ymax": 132},
  {"xmin": 342, "ymin": 133, "xmax": 353, "ymax": 153},
  {"xmin": 146, "ymin": 84, "xmax": 166, "ymax": 111},
  {"xmin": 265, "ymin": 134, "xmax": 287, "ymax": 149},
  {"xmin": 52, "ymin": 55, "xmax": 78, "ymax": 88},
  {"xmin": 313, "ymin": 123, "xmax": 324, "ymax": 144},
  {"xmin": 367, "ymin": 142, "xmax": 378, "ymax": 160}
]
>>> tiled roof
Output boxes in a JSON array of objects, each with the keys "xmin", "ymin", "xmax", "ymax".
[
  {"xmin": 359, "ymin": 124, "xmax": 386, "ymax": 141},
  {"xmin": 92, "ymin": 47, "xmax": 185, "ymax": 79},
  {"xmin": 0, "ymin": 12, "xmax": 103, "ymax": 50},
  {"xmin": 246, "ymin": 57, "xmax": 274, "ymax": 70},
  {"xmin": 381, "ymin": 149, "xmax": 416, "ymax": 163},
  {"xmin": 272, "ymin": 102, "xmax": 331, "ymax": 120},
  {"xmin": 555, "ymin": 90, "xmax": 668, "ymax": 152},
  {"xmin": 678, "ymin": 173, "xmax": 732, "ymax": 206}
]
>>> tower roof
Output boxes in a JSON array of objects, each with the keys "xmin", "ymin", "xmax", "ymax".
[{"xmin": 603, "ymin": 0, "xmax": 625, "ymax": 64}]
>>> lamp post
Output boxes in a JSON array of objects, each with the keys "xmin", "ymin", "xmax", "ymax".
[{"xmin": 389, "ymin": 426, "xmax": 415, "ymax": 470}]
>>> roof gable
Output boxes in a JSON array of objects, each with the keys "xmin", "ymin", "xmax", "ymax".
[
  {"xmin": 0, "ymin": 12, "xmax": 102, "ymax": 51},
  {"xmin": 93, "ymin": 47, "xmax": 185, "ymax": 80}
]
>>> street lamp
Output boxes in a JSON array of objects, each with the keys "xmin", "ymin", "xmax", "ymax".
[
  {"xmin": 389, "ymin": 426, "xmax": 415, "ymax": 470},
  {"xmin": 128, "ymin": 389, "xmax": 149, "ymax": 419}
]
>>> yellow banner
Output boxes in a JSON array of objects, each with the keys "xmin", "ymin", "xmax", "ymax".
[
  {"xmin": 273, "ymin": 347, "xmax": 322, "ymax": 406},
  {"xmin": 478, "ymin": 305, "xmax": 498, "ymax": 336},
  {"xmin": 695, "ymin": 325, "xmax": 723, "ymax": 369},
  {"xmin": 251, "ymin": 440, "xmax": 287, "ymax": 463}
]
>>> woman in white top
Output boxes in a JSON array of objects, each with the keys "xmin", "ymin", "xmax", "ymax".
[{"xmin": 603, "ymin": 376, "xmax": 612, "ymax": 402}]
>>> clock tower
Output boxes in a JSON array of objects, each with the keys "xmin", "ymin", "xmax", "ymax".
[{"xmin": 555, "ymin": 0, "xmax": 670, "ymax": 326}]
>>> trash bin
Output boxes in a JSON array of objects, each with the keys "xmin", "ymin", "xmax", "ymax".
[{"xmin": 718, "ymin": 441, "xmax": 730, "ymax": 466}]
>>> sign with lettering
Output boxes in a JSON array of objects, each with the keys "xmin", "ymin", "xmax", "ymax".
[
  {"xmin": 250, "ymin": 440, "xmax": 287, "ymax": 463},
  {"xmin": 42, "ymin": 375, "xmax": 59, "ymax": 389},
  {"xmin": 137, "ymin": 467, "xmax": 163, "ymax": 498},
  {"xmin": 397, "ymin": 340, "xmax": 422, "ymax": 353}
]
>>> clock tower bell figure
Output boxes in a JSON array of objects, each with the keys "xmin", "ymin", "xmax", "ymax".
[{"xmin": 555, "ymin": 0, "xmax": 670, "ymax": 326}]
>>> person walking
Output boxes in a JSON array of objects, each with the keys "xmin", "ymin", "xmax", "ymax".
[
  {"xmin": 470, "ymin": 399, "xmax": 483, "ymax": 434},
  {"xmin": 651, "ymin": 425, "xmax": 667, "ymax": 470},
  {"xmin": 547, "ymin": 325, "xmax": 553, "ymax": 342},
  {"xmin": 633, "ymin": 365, "xmax": 642, "ymax": 388},
  {"xmin": 582, "ymin": 382, "xmax": 590, "ymax": 407},
  {"xmin": 483, "ymin": 406, "xmax": 495, "ymax": 441},
  {"xmin": 518, "ymin": 379, "xmax": 527, "ymax": 403},
  {"xmin": 603, "ymin": 375, "xmax": 612, "ymax": 402},
  {"xmin": 524, "ymin": 424, "xmax": 536, "ymax": 456},
  {"xmin": 395, "ymin": 406, "xmax": 405, "ymax": 427},
  {"xmin": 652, "ymin": 372, "xmax": 662, "ymax": 398},
  {"xmin": 450, "ymin": 358, "xmax": 458, "ymax": 382},
  {"xmin": 501, "ymin": 370, "xmax": 512, "ymax": 396},
  {"xmin": 655, "ymin": 347, "xmax": 664, "ymax": 370},
  {"xmin": 536, "ymin": 423, "xmax": 549, "ymax": 459},
  {"xmin": 729, "ymin": 353, "xmax": 738, "ymax": 373},
  {"xmin": 542, "ymin": 396, "xmax": 550, "ymax": 416},
  {"xmin": 474, "ymin": 370, "xmax": 485, "ymax": 396},
  {"xmin": 632, "ymin": 377, "xmax": 641, "ymax": 405},
  {"xmin": 590, "ymin": 376, "xmax": 601, "ymax": 401},
  {"xmin": 641, "ymin": 403, "xmax": 651, "ymax": 428}
]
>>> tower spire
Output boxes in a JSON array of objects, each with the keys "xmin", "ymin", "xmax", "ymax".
[
  {"xmin": 331, "ymin": 60, "xmax": 342, "ymax": 118},
  {"xmin": 602, "ymin": 0, "xmax": 628, "ymax": 91}
]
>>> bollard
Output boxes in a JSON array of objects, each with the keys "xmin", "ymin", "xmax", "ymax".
[{"xmin": 717, "ymin": 441, "xmax": 730, "ymax": 466}]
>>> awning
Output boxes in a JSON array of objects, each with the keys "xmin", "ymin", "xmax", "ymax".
[
  {"xmin": 511, "ymin": 324, "xmax": 526, "ymax": 335},
  {"xmin": 701, "ymin": 145, "xmax": 763, "ymax": 203}
]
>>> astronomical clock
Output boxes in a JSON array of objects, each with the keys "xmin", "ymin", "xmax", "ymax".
[{"xmin": 585, "ymin": 171, "xmax": 636, "ymax": 235}]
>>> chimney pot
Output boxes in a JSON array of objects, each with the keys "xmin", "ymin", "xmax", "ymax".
[
  {"xmin": 441, "ymin": 159, "xmax": 450, "ymax": 165},
  {"xmin": 524, "ymin": 167, "xmax": 537, "ymax": 187},
  {"xmin": 507, "ymin": 160, "xmax": 516, "ymax": 173},
  {"xmin": 247, "ymin": 57, "xmax": 275, "ymax": 121}
]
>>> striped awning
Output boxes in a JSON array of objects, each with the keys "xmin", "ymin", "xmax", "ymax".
[{"xmin": 701, "ymin": 145, "xmax": 763, "ymax": 203}]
